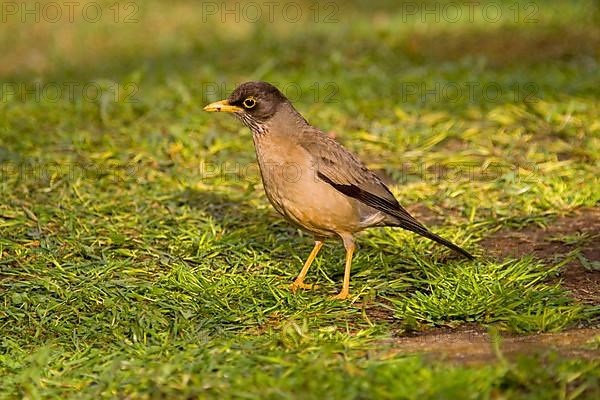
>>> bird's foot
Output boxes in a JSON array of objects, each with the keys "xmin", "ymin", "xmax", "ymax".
[
  {"xmin": 289, "ymin": 281, "xmax": 319, "ymax": 293},
  {"xmin": 330, "ymin": 291, "xmax": 349, "ymax": 300}
]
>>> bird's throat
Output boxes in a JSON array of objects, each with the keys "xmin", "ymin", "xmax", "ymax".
[{"xmin": 235, "ymin": 113, "xmax": 269, "ymax": 136}]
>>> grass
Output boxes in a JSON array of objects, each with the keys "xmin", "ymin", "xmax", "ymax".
[
  {"xmin": 1, "ymin": 0, "xmax": 599, "ymax": 398},
  {"xmin": 390, "ymin": 258, "xmax": 584, "ymax": 332}
]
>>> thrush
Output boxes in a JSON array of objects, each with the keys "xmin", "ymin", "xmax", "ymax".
[{"xmin": 204, "ymin": 81, "xmax": 474, "ymax": 300}]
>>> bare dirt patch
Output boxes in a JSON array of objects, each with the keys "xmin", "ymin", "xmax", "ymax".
[
  {"xmin": 362, "ymin": 208, "xmax": 599, "ymax": 364},
  {"xmin": 479, "ymin": 207, "xmax": 600, "ymax": 305},
  {"xmin": 382, "ymin": 326, "xmax": 599, "ymax": 364}
]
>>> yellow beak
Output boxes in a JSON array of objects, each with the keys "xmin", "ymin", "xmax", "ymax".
[{"xmin": 203, "ymin": 99, "xmax": 242, "ymax": 113}]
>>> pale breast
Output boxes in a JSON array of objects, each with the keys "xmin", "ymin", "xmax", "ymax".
[{"xmin": 252, "ymin": 135, "xmax": 364, "ymax": 237}]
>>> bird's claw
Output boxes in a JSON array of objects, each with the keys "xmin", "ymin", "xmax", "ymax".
[
  {"xmin": 289, "ymin": 282, "xmax": 319, "ymax": 292},
  {"xmin": 330, "ymin": 291, "xmax": 349, "ymax": 300}
]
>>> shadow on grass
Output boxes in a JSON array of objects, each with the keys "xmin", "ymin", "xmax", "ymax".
[{"xmin": 173, "ymin": 186, "xmax": 285, "ymax": 229}]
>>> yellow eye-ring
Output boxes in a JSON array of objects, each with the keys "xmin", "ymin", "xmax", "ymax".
[{"xmin": 243, "ymin": 97, "xmax": 256, "ymax": 109}]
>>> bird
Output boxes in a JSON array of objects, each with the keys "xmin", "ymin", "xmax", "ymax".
[{"xmin": 204, "ymin": 81, "xmax": 474, "ymax": 300}]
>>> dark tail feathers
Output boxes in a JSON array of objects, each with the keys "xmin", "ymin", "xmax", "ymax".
[
  {"xmin": 414, "ymin": 225, "xmax": 474, "ymax": 260},
  {"xmin": 392, "ymin": 220, "xmax": 474, "ymax": 260}
]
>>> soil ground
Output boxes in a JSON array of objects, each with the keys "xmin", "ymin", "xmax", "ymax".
[
  {"xmin": 373, "ymin": 207, "xmax": 600, "ymax": 363},
  {"xmin": 383, "ymin": 326, "xmax": 599, "ymax": 364},
  {"xmin": 480, "ymin": 207, "xmax": 600, "ymax": 305}
]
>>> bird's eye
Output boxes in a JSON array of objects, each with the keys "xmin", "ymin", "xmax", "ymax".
[{"xmin": 243, "ymin": 97, "xmax": 256, "ymax": 109}]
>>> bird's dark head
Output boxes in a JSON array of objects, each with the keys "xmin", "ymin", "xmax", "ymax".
[{"xmin": 203, "ymin": 81, "xmax": 289, "ymax": 132}]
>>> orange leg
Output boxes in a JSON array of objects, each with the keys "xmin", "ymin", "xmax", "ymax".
[
  {"xmin": 332, "ymin": 236, "xmax": 355, "ymax": 300},
  {"xmin": 290, "ymin": 240, "xmax": 323, "ymax": 292}
]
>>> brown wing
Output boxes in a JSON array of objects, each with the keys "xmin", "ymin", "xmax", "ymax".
[
  {"xmin": 297, "ymin": 128, "xmax": 425, "ymax": 230},
  {"xmin": 298, "ymin": 127, "xmax": 474, "ymax": 259}
]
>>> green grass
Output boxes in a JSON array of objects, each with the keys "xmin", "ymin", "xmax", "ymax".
[
  {"xmin": 390, "ymin": 258, "xmax": 584, "ymax": 332},
  {"xmin": 1, "ymin": 0, "xmax": 599, "ymax": 398}
]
